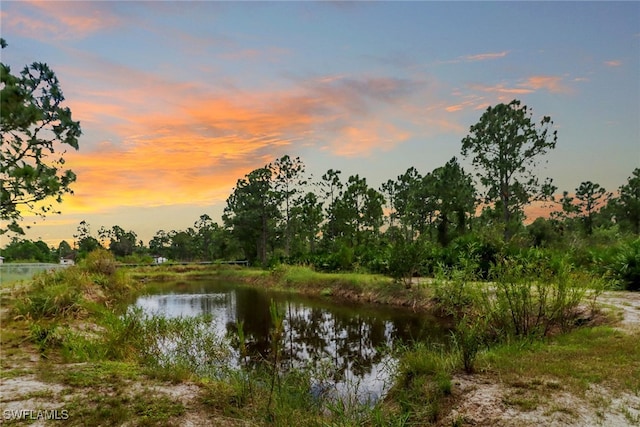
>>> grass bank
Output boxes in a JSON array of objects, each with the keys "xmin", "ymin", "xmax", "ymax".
[{"xmin": 131, "ymin": 264, "xmax": 434, "ymax": 311}]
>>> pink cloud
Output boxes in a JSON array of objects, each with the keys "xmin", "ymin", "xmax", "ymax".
[
  {"xmin": 604, "ymin": 60, "xmax": 623, "ymax": 67},
  {"xmin": 462, "ymin": 51, "xmax": 509, "ymax": 62},
  {"xmin": 521, "ymin": 75, "xmax": 572, "ymax": 94},
  {"xmin": 2, "ymin": 1, "xmax": 122, "ymax": 41},
  {"xmin": 468, "ymin": 83, "xmax": 534, "ymax": 95},
  {"xmin": 468, "ymin": 75, "xmax": 572, "ymax": 96}
]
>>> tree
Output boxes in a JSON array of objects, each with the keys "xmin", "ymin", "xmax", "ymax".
[
  {"xmin": 574, "ymin": 181, "xmax": 608, "ymax": 235},
  {"xmin": 149, "ymin": 230, "xmax": 172, "ymax": 259},
  {"xmin": 73, "ymin": 220, "xmax": 101, "ymax": 257},
  {"xmin": 193, "ymin": 214, "xmax": 219, "ymax": 260},
  {"xmin": 1, "ymin": 237, "xmax": 54, "ymax": 262},
  {"xmin": 1, "ymin": 39, "xmax": 81, "ymax": 234},
  {"xmin": 330, "ymin": 175, "xmax": 384, "ymax": 248},
  {"xmin": 270, "ymin": 155, "xmax": 306, "ymax": 257},
  {"xmin": 100, "ymin": 225, "xmax": 138, "ymax": 257},
  {"xmin": 57, "ymin": 240, "xmax": 73, "ymax": 259},
  {"xmin": 320, "ymin": 169, "xmax": 343, "ymax": 246},
  {"xmin": 393, "ymin": 167, "xmax": 423, "ymax": 239},
  {"xmin": 224, "ymin": 167, "xmax": 281, "ymax": 265},
  {"xmin": 615, "ymin": 168, "xmax": 640, "ymax": 235},
  {"xmin": 430, "ymin": 157, "xmax": 477, "ymax": 246},
  {"xmin": 290, "ymin": 191, "xmax": 323, "ymax": 257},
  {"xmin": 169, "ymin": 229, "xmax": 197, "ymax": 261},
  {"xmin": 461, "ymin": 99, "xmax": 557, "ymax": 241}
]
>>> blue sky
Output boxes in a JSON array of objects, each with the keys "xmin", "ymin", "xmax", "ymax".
[{"xmin": 1, "ymin": 1, "xmax": 639, "ymax": 246}]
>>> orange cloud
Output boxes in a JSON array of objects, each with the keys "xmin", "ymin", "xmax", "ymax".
[{"xmin": 32, "ymin": 50, "xmax": 460, "ymax": 217}]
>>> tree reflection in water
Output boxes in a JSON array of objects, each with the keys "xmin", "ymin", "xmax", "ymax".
[{"xmin": 135, "ymin": 279, "xmax": 449, "ymax": 403}]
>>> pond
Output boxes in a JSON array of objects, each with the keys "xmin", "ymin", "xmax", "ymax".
[{"xmin": 133, "ymin": 278, "xmax": 451, "ymax": 404}]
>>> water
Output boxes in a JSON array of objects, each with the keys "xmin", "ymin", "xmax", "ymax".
[
  {"xmin": 0, "ymin": 263, "xmax": 69, "ymax": 285},
  {"xmin": 133, "ymin": 279, "xmax": 450, "ymax": 403}
]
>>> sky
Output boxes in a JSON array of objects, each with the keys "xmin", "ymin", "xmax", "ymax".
[{"xmin": 1, "ymin": 1, "xmax": 639, "ymax": 248}]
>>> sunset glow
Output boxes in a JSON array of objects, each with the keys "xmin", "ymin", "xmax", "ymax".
[{"xmin": 2, "ymin": 1, "xmax": 638, "ymax": 246}]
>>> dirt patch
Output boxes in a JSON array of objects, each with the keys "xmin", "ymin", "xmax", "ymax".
[
  {"xmin": 441, "ymin": 375, "xmax": 640, "ymax": 427},
  {"xmin": 599, "ymin": 291, "xmax": 640, "ymax": 332}
]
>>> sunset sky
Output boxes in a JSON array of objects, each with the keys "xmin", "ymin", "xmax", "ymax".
[{"xmin": 1, "ymin": 1, "xmax": 639, "ymax": 247}]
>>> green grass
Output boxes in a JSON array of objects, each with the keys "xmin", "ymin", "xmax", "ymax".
[{"xmin": 478, "ymin": 326, "xmax": 640, "ymax": 396}]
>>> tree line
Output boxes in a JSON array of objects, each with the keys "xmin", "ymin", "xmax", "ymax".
[
  {"xmin": 4, "ymin": 118, "xmax": 639, "ymax": 287},
  {"xmin": 1, "ymin": 40, "xmax": 638, "ymax": 288}
]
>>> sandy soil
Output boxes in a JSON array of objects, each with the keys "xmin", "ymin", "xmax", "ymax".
[
  {"xmin": 439, "ymin": 291, "xmax": 640, "ymax": 427},
  {"xmin": 1, "ymin": 291, "xmax": 639, "ymax": 426}
]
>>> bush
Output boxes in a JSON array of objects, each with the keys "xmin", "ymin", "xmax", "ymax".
[
  {"xmin": 485, "ymin": 257, "xmax": 586, "ymax": 338},
  {"xmin": 388, "ymin": 237, "xmax": 427, "ymax": 288},
  {"xmin": 451, "ymin": 315, "xmax": 486, "ymax": 373},
  {"xmin": 84, "ymin": 249, "xmax": 117, "ymax": 275},
  {"xmin": 442, "ymin": 234, "xmax": 503, "ymax": 279},
  {"xmin": 608, "ymin": 238, "xmax": 640, "ymax": 291}
]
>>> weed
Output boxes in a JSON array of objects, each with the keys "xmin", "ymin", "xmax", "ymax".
[
  {"xmin": 30, "ymin": 322, "xmax": 64, "ymax": 355},
  {"xmin": 450, "ymin": 315, "xmax": 486, "ymax": 373},
  {"xmin": 387, "ymin": 343, "xmax": 454, "ymax": 424}
]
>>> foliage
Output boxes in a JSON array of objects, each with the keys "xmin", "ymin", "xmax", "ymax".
[
  {"xmin": 12, "ymin": 250, "xmax": 136, "ymax": 320},
  {"xmin": 461, "ymin": 99, "xmax": 557, "ymax": 241},
  {"xmin": 450, "ymin": 314, "xmax": 486, "ymax": 373},
  {"xmin": 83, "ymin": 248, "xmax": 117, "ymax": 275},
  {"xmin": 13, "ymin": 270, "xmax": 85, "ymax": 319},
  {"xmin": 527, "ymin": 217, "xmax": 562, "ymax": 248},
  {"xmin": 484, "ymin": 256, "xmax": 587, "ymax": 339},
  {"xmin": 612, "ymin": 168, "xmax": 640, "ymax": 235},
  {"xmin": 270, "ymin": 155, "xmax": 307, "ymax": 257},
  {"xmin": 562, "ymin": 181, "xmax": 609, "ymax": 235},
  {"xmin": 0, "ymin": 39, "xmax": 81, "ymax": 235},
  {"xmin": 99, "ymin": 225, "xmax": 139, "ymax": 257},
  {"xmin": 224, "ymin": 166, "xmax": 281, "ymax": 265},
  {"xmin": 0, "ymin": 237, "xmax": 56, "ymax": 262},
  {"xmin": 430, "ymin": 157, "xmax": 477, "ymax": 246},
  {"xmin": 605, "ymin": 238, "xmax": 640, "ymax": 291},
  {"xmin": 440, "ymin": 232, "xmax": 503, "ymax": 279}
]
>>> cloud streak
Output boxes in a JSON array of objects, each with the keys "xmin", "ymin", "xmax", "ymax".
[{"xmin": 462, "ymin": 51, "xmax": 509, "ymax": 62}]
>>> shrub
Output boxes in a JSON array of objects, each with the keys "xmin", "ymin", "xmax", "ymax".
[
  {"xmin": 443, "ymin": 234, "xmax": 503, "ymax": 279},
  {"xmin": 451, "ymin": 315, "xmax": 486, "ymax": 373},
  {"xmin": 388, "ymin": 237, "xmax": 427, "ymax": 288},
  {"xmin": 84, "ymin": 249, "xmax": 117, "ymax": 275},
  {"xmin": 608, "ymin": 238, "xmax": 640, "ymax": 291},
  {"xmin": 485, "ymin": 257, "xmax": 586, "ymax": 338}
]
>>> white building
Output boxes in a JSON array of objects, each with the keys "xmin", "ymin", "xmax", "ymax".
[{"xmin": 153, "ymin": 256, "xmax": 168, "ymax": 264}]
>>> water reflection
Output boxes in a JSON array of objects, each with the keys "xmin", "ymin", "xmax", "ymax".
[{"xmin": 135, "ymin": 279, "xmax": 448, "ymax": 402}]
